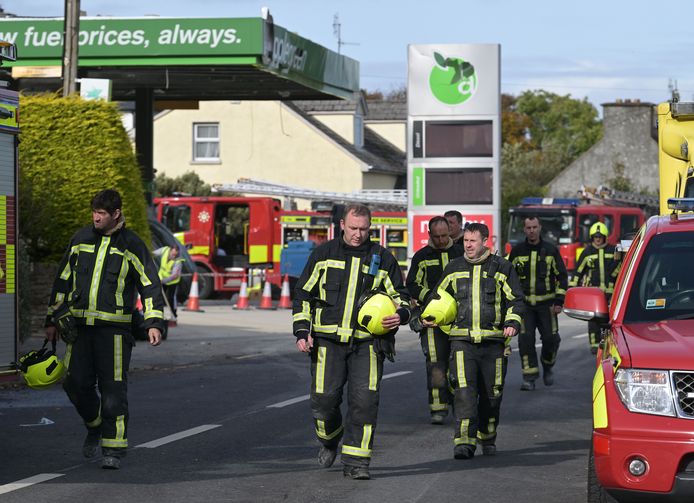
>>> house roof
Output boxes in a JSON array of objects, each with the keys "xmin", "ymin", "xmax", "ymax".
[
  {"xmin": 285, "ymin": 101, "xmax": 405, "ymax": 176},
  {"xmin": 364, "ymin": 101, "xmax": 407, "ymax": 121}
]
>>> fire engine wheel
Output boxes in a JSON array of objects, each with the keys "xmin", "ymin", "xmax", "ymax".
[
  {"xmin": 196, "ymin": 265, "xmax": 214, "ymax": 299},
  {"xmin": 587, "ymin": 444, "xmax": 619, "ymax": 503}
]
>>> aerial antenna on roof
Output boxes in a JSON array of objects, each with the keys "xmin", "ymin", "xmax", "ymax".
[
  {"xmin": 332, "ymin": 14, "xmax": 359, "ymax": 55},
  {"xmin": 669, "ymin": 78, "xmax": 680, "ymax": 103}
]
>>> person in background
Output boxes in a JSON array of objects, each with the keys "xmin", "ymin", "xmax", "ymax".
[
  {"xmin": 154, "ymin": 244, "xmax": 184, "ymax": 317},
  {"xmin": 444, "ymin": 210, "xmax": 464, "ymax": 245},
  {"xmin": 406, "ymin": 216, "xmax": 464, "ymax": 424}
]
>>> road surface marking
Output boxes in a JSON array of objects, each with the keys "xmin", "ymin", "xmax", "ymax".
[
  {"xmin": 135, "ymin": 424, "xmax": 222, "ymax": 448},
  {"xmin": 572, "ymin": 334, "xmax": 588, "ymax": 339},
  {"xmin": 0, "ymin": 473, "xmax": 64, "ymax": 495},
  {"xmin": 266, "ymin": 371, "xmax": 413, "ymax": 409}
]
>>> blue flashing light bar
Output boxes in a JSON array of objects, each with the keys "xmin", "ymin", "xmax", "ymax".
[
  {"xmin": 521, "ymin": 197, "xmax": 580, "ymax": 206},
  {"xmin": 667, "ymin": 198, "xmax": 694, "ymax": 212}
]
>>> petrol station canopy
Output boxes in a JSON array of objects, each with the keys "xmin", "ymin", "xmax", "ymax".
[{"xmin": 1, "ymin": 16, "xmax": 360, "ymax": 101}]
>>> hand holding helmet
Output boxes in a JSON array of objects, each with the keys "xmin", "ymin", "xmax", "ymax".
[{"xmin": 52, "ymin": 301, "xmax": 78, "ymax": 344}]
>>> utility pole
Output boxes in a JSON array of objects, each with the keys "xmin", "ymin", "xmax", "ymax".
[{"xmin": 62, "ymin": 0, "xmax": 80, "ymax": 96}]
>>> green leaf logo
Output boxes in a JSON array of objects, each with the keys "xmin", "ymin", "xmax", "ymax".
[{"xmin": 428, "ymin": 52, "xmax": 477, "ymax": 105}]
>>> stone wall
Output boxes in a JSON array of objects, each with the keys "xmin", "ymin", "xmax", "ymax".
[
  {"xmin": 547, "ymin": 101, "xmax": 659, "ymax": 197},
  {"xmin": 25, "ymin": 262, "xmax": 58, "ymax": 339}
]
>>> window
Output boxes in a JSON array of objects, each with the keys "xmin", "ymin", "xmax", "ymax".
[
  {"xmin": 620, "ymin": 214, "xmax": 641, "ymax": 239},
  {"xmin": 193, "ymin": 123, "xmax": 220, "ymax": 162},
  {"xmin": 625, "ymin": 231, "xmax": 694, "ymax": 323},
  {"xmin": 162, "ymin": 205, "xmax": 190, "ymax": 233}
]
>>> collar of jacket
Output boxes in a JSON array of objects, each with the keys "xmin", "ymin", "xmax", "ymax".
[
  {"xmin": 427, "ymin": 236, "xmax": 454, "ymax": 250},
  {"xmin": 464, "ymin": 247, "xmax": 491, "ymax": 264},
  {"xmin": 94, "ymin": 215, "xmax": 126, "ymax": 237},
  {"xmin": 339, "ymin": 232, "xmax": 374, "ymax": 254},
  {"xmin": 524, "ymin": 237, "xmax": 543, "ymax": 249},
  {"xmin": 592, "ymin": 240, "xmax": 608, "ymax": 250}
]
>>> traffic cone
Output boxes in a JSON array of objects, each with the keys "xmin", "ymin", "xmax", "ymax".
[
  {"xmin": 234, "ymin": 271, "xmax": 250, "ymax": 310},
  {"xmin": 258, "ymin": 279, "xmax": 276, "ymax": 310},
  {"xmin": 183, "ymin": 272, "xmax": 205, "ymax": 312},
  {"xmin": 278, "ymin": 274, "xmax": 292, "ymax": 309}
]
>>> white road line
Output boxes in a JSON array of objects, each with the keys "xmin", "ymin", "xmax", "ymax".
[
  {"xmin": 572, "ymin": 334, "xmax": 588, "ymax": 339},
  {"xmin": 135, "ymin": 424, "xmax": 221, "ymax": 449},
  {"xmin": 266, "ymin": 371, "xmax": 413, "ymax": 409},
  {"xmin": 0, "ymin": 473, "xmax": 64, "ymax": 495},
  {"xmin": 267, "ymin": 394, "xmax": 310, "ymax": 408},
  {"xmin": 382, "ymin": 371, "xmax": 413, "ymax": 380}
]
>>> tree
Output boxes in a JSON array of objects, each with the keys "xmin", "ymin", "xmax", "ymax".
[{"xmin": 154, "ymin": 171, "xmax": 213, "ymax": 197}]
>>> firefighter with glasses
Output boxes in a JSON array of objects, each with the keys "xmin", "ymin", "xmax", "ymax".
[
  {"xmin": 570, "ymin": 221, "xmax": 619, "ymax": 353},
  {"xmin": 508, "ymin": 216, "xmax": 568, "ymax": 391},
  {"xmin": 406, "ymin": 216, "xmax": 464, "ymax": 424},
  {"xmin": 420, "ymin": 223, "xmax": 524, "ymax": 460},
  {"xmin": 293, "ymin": 204, "xmax": 411, "ymax": 480}
]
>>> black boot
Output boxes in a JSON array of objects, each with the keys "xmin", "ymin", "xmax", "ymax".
[
  {"xmin": 343, "ymin": 465, "xmax": 370, "ymax": 480},
  {"xmin": 82, "ymin": 427, "xmax": 101, "ymax": 459}
]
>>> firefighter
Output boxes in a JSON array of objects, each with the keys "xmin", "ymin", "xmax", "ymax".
[
  {"xmin": 508, "ymin": 216, "xmax": 568, "ymax": 391},
  {"xmin": 45, "ymin": 189, "xmax": 165, "ymax": 470},
  {"xmin": 155, "ymin": 244, "xmax": 185, "ymax": 317},
  {"xmin": 570, "ymin": 221, "xmax": 618, "ymax": 353},
  {"xmin": 406, "ymin": 216, "xmax": 464, "ymax": 424},
  {"xmin": 421, "ymin": 223, "xmax": 524, "ymax": 459},
  {"xmin": 292, "ymin": 204, "xmax": 411, "ymax": 480},
  {"xmin": 444, "ymin": 210, "xmax": 465, "ymax": 245}
]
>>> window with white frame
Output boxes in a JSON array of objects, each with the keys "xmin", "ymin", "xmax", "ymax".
[{"xmin": 193, "ymin": 123, "xmax": 220, "ymax": 161}]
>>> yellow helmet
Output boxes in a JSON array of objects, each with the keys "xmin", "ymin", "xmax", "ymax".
[
  {"xmin": 421, "ymin": 290, "xmax": 457, "ymax": 326},
  {"xmin": 357, "ymin": 292, "xmax": 397, "ymax": 336},
  {"xmin": 17, "ymin": 343, "xmax": 66, "ymax": 390},
  {"xmin": 590, "ymin": 222, "xmax": 608, "ymax": 238}
]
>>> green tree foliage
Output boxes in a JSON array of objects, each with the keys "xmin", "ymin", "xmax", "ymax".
[
  {"xmin": 501, "ymin": 90, "xmax": 603, "ymax": 242},
  {"xmin": 154, "ymin": 171, "xmax": 213, "ymax": 197},
  {"xmin": 19, "ymin": 94, "xmax": 150, "ymax": 262}
]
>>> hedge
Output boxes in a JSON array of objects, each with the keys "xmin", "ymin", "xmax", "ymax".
[{"xmin": 19, "ymin": 94, "xmax": 150, "ymax": 262}]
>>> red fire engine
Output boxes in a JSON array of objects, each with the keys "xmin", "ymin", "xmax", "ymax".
[
  {"xmin": 505, "ymin": 197, "xmax": 649, "ymax": 273},
  {"xmin": 155, "ymin": 196, "xmax": 408, "ymax": 298}
]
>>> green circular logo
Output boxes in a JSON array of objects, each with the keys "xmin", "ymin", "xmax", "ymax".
[{"xmin": 429, "ymin": 52, "xmax": 477, "ymax": 105}]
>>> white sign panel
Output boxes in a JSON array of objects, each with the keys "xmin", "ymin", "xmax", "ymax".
[{"xmin": 408, "ymin": 44, "xmax": 499, "ymax": 116}]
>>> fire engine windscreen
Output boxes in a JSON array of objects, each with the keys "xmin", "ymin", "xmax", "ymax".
[{"xmin": 508, "ymin": 211, "xmax": 574, "ymax": 247}]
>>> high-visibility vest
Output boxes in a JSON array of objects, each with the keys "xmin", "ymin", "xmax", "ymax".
[{"xmin": 159, "ymin": 247, "xmax": 183, "ymax": 285}]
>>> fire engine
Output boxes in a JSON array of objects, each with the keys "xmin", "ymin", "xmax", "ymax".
[
  {"xmin": 154, "ymin": 194, "xmax": 408, "ymax": 299},
  {"xmin": 505, "ymin": 189, "xmax": 656, "ymax": 272}
]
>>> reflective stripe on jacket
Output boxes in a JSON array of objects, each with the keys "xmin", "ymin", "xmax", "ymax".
[
  {"xmin": 508, "ymin": 239, "xmax": 568, "ymax": 306},
  {"xmin": 570, "ymin": 244, "xmax": 618, "ymax": 294},
  {"xmin": 406, "ymin": 242, "xmax": 465, "ymax": 304}
]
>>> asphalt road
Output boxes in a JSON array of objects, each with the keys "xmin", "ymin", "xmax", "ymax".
[{"xmin": 0, "ymin": 304, "xmax": 595, "ymax": 503}]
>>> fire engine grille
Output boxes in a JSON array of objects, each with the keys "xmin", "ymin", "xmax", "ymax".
[{"xmin": 673, "ymin": 372, "xmax": 694, "ymax": 418}]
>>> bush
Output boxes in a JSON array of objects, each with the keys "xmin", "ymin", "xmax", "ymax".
[{"xmin": 19, "ymin": 94, "xmax": 150, "ymax": 262}]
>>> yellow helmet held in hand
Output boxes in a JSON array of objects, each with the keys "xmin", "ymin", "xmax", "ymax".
[
  {"xmin": 590, "ymin": 221, "xmax": 608, "ymax": 238},
  {"xmin": 421, "ymin": 290, "xmax": 457, "ymax": 326},
  {"xmin": 357, "ymin": 292, "xmax": 397, "ymax": 336},
  {"xmin": 17, "ymin": 341, "xmax": 65, "ymax": 390}
]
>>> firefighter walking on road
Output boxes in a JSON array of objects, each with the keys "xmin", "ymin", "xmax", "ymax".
[
  {"xmin": 420, "ymin": 223, "xmax": 524, "ymax": 460},
  {"xmin": 292, "ymin": 204, "xmax": 411, "ymax": 480},
  {"xmin": 570, "ymin": 222, "xmax": 618, "ymax": 353},
  {"xmin": 406, "ymin": 216, "xmax": 464, "ymax": 424},
  {"xmin": 45, "ymin": 189, "xmax": 165, "ymax": 470},
  {"xmin": 508, "ymin": 216, "xmax": 568, "ymax": 391}
]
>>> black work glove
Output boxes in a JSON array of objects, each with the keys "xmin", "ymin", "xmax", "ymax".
[
  {"xmin": 409, "ymin": 306, "xmax": 424, "ymax": 333},
  {"xmin": 373, "ymin": 332, "xmax": 396, "ymax": 362},
  {"xmin": 52, "ymin": 302, "xmax": 78, "ymax": 344},
  {"xmin": 294, "ymin": 329, "xmax": 310, "ymax": 343}
]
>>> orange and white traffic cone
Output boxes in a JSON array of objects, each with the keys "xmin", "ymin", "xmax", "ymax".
[
  {"xmin": 234, "ymin": 271, "xmax": 250, "ymax": 310},
  {"xmin": 183, "ymin": 272, "xmax": 205, "ymax": 312},
  {"xmin": 278, "ymin": 274, "xmax": 292, "ymax": 309},
  {"xmin": 258, "ymin": 279, "xmax": 276, "ymax": 310}
]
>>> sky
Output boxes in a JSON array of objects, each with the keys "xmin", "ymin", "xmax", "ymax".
[{"xmin": 3, "ymin": 0, "xmax": 693, "ymax": 113}]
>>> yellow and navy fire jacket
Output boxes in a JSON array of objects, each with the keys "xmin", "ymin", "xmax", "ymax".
[
  {"xmin": 570, "ymin": 244, "xmax": 618, "ymax": 294},
  {"xmin": 292, "ymin": 236, "xmax": 410, "ymax": 343},
  {"xmin": 406, "ymin": 238, "xmax": 465, "ymax": 304},
  {"xmin": 508, "ymin": 239, "xmax": 568, "ymax": 306},
  {"xmin": 432, "ymin": 251, "xmax": 524, "ymax": 343},
  {"xmin": 46, "ymin": 223, "xmax": 165, "ymax": 332}
]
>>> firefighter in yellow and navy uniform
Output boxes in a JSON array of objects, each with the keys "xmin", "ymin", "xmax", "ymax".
[
  {"xmin": 406, "ymin": 216, "xmax": 464, "ymax": 424},
  {"xmin": 508, "ymin": 216, "xmax": 568, "ymax": 391},
  {"xmin": 45, "ymin": 190, "xmax": 165, "ymax": 470},
  {"xmin": 422, "ymin": 223, "xmax": 524, "ymax": 460},
  {"xmin": 293, "ymin": 205, "xmax": 411, "ymax": 480},
  {"xmin": 155, "ymin": 244, "xmax": 184, "ymax": 317},
  {"xmin": 570, "ymin": 221, "xmax": 618, "ymax": 353}
]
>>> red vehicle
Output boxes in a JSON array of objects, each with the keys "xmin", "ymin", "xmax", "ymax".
[
  {"xmin": 565, "ymin": 200, "xmax": 694, "ymax": 502},
  {"xmin": 155, "ymin": 196, "xmax": 282, "ymax": 298},
  {"xmin": 155, "ymin": 196, "xmax": 408, "ymax": 298},
  {"xmin": 505, "ymin": 198, "xmax": 646, "ymax": 272}
]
